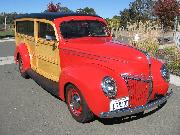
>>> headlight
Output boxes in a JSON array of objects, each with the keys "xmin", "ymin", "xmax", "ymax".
[
  {"xmin": 101, "ymin": 76, "xmax": 117, "ymax": 98},
  {"xmin": 160, "ymin": 64, "xmax": 170, "ymax": 82}
]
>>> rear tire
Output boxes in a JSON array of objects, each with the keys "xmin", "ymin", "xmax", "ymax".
[
  {"xmin": 18, "ymin": 55, "xmax": 29, "ymax": 79},
  {"xmin": 65, "ymin": 84, "xmax": 93, "ymax": 123}
]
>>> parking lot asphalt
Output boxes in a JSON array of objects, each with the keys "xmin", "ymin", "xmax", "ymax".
[
  {"xmin": 0, "ymin": 40, "xmax": 15, "ymax": 57},
  {"xmin": 0, "ymin": 41, "xmax": 180, "ymax": 135}
]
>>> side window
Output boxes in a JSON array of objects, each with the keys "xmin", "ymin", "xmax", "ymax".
[
  {"xmin": 16, "ymin": 21, "xmax": 34, "ymax": 36},
  {"xmin": 38, "ymin": 22, "xmax": 56, "ymax": 40}
]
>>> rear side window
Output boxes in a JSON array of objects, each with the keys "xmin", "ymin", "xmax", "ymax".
[
  {"xmin": 38, "ymin": 22, "xmax": 56, "ymax": 40},
  {"xmin": 16, "ymin": 21, "xmax": 34, "ymax": 36}
]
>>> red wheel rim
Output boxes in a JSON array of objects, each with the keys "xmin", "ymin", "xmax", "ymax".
[{"xmin": 67, "ymin": 88, "xmax": 82, "ymax": 116}]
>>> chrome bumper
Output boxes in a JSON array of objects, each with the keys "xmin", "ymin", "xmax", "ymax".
[{"xmin": 99, "ymin": 90, "xmax": 173, "ymax": 118}]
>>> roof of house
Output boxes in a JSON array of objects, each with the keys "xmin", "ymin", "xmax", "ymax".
[{"xmin": 15, "ymin": 12, "xmax": 102, "ymax": 21}]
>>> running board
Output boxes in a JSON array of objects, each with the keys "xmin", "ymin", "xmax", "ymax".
[{"xmin": 27, "ymin": 69, "xmax": 59, "ymax": 97}]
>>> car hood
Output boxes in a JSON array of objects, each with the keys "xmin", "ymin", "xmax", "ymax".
[{"xmin": 64, "ymin": 38, "xmax": 148, "ymax": 64}]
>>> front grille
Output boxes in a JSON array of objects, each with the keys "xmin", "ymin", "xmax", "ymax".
[{"xmin": 122, "ymin": 75, "xmax": 151, "ymax": 108}]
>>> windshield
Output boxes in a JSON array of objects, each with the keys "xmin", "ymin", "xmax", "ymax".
[{"xmin": 60, "ymin": 20, "xmax": 109, "ymax": 39}]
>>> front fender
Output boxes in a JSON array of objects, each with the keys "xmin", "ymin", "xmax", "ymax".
[
  {"xmin": 150, "ymin": 58, "xmax": 169, "ymax": 99},
  {"xmin": 59, "ymin": 64, "xmax": 128, "ymax": 116},
  {"xmin": 14, "ymin": 43, "xmax": 31, "ymax": 71}
]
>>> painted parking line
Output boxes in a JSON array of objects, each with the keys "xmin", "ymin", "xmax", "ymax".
[
  {"xmin": 0, "ymin": 39, "xmax": 15, "ymax": 43},
  {"xmin": 0, "ymin": 56, "xmax": 15, "ymax": 65}
]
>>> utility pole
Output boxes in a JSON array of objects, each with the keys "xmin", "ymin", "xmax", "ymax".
[
  {"xmin": 4, "ymin": 16, "xmax": 7, "ymax": 31},
  {"xmin": 174, "ymin": 0, "xmax": 180, "ymax": 48}
]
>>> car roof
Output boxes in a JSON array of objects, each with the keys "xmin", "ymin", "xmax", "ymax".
[{"xmin": 15, "ymin": 12, "xmax": 103, "ymax": 21}]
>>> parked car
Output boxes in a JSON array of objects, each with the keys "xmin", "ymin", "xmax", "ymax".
[{"xmin": 14, "ymin": 13, "xmax": 172, "ymax": 123}]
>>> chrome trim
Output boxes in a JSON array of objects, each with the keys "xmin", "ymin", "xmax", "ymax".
[
  {"xmin": 160, "ymin": 64, "xmax": 170, "ymax": 82},
  {"xmin": 121, "ymin": 74, "xmax": 151, "ymax": 83},
  {"xmin": 99, "ymin": 90, "xmax": 173, "ymax": 118},
  {"xmin": 145, "ymin": 53, "xmax": 151, "ymax": 65},
  {"xmin": 121, "ymin": 74, "xmax": 151, "ymax": 108},
  {"xmin": 70, "ymin": 94, "xmax": 81, "ymax": 110},
  {"xmin": 145, "ymin": 53, "xmax": 153, "ymax": 101},
  {"xmin": 101, "ymin": 76, "xmax": 117, "ymax": 98}
]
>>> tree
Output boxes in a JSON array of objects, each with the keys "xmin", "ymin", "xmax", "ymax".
[
  {"xmin": 76, "ymin": 7, "xmax": 96, "ymax": 15},
  {"xmin": 106, "ymin": 16, "xmax": 121, "ymax": 29},
  {"xmin": 131, "ymin": 0, "xmax": 155, "ymax": 20},
  {"xmin": 119, "ymin": 0, "xmax": 155, "ymax": 27},
  {"xmin": 45, "ymin": 2, "xmax": 73, "ymax": 13},
  {"xmin": 119, "ymin": 8, "xmax": 132, "ymax": 27},
  {"xmin": 154, "ymin": 0, "xmax": 179, "ymax": 30},
  {"xmin": 47, "ymin": 2, "xmax": 60, "ymax": 12},
  {"xmin": 60, "ymin": 7, "xmax": 73, "ymax": 13},
  {"xmin": 0, "ymin": 12, "xmax": 18, "ymax": 24}
]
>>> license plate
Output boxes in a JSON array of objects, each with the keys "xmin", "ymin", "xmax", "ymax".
[{"xmin": 110, "ymin": 97, "xmax": 129, "ymax": 111}]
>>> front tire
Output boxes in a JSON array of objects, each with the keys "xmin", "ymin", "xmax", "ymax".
[
  {"xmin": 65, "ymin": 84, "xmax": 93, "ymax": 123},
  {"xmin": 134, "ymin": 111, "xmax": 144, "ymax": 117},
  {"xmin": 18, "ymin": 55, "xmax": 29, "ymax": 79}
]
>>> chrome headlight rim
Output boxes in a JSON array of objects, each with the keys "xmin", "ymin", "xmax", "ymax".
[
  {"xmin": 101, "ymin": 76, "xmax": 117, "ymax": 98},
  {"xmin": 160, "ymin": 64, "xmax": 170, "ymax": 82}
]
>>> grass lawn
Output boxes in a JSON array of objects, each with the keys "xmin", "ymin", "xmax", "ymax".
[{"xmin": 0, "ymin": 30, "xmax": 14, "ymax": 38}]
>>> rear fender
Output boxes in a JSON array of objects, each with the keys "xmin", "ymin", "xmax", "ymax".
[{"xmin": 14, "ymin": 43, "xmax": 31, "ymax": 71}]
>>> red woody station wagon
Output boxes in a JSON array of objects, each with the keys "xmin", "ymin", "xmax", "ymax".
[{"xmin": 14, "ymin": 13, "xmax": 172, "ymax": 123}]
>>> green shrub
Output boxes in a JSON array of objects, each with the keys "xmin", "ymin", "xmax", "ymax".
[
  {"xmin": 156, "ymin": 47, "xmax": 180, "ymax": 76},
  {"xmin": 0, "ymin": 30, "xmax": 14, "ymax": 38},
  {"xmin": 134, "ymin": 41, "xmax": 180, "ymax": 76},
  {"xmin": 168, "ymin": 61, "xmax": 180, "ymax": 75},
  {"xmin": 132, "ymin": 38, "xmax": 159, "ymax": 57}
]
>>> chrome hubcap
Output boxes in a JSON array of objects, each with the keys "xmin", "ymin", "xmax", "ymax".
[
  {"xmin": 70, "ymin": 94, "xmax": 81, "ymax": 110},
  {"xmin": 68, "ymin": 88, "xmax": 82, "ymax": 116}
]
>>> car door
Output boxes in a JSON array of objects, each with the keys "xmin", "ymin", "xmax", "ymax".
[
  {"xmin": 36, "ymin": 21, "xmax": 60, "ymax": 82},
  {"xmin": 16, "ymin": 20, "xmax": 37, "ymax": 70}
]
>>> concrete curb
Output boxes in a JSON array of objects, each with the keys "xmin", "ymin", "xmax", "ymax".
[{"xmin": 170, "ymin": 74, "xmax": 180, "ymax": 86}]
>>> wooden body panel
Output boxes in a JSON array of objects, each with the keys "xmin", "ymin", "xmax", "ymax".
[{"xmin": 15, "ymin": 18, "xmax": 60, "ymax": 82}]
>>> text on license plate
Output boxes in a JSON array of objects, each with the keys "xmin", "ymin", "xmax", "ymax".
[{"xmin": 110, "ymin": 97, "xmax": 129, "ymax": 111}]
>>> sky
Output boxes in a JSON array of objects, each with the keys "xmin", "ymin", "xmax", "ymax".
[{"xmin": 0, "ymin": 0, "xmax": 134, "ymax": 18}]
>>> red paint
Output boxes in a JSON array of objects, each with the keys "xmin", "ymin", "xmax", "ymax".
[
  {"xmin": 55, "ymin": 16, "xmax": 169, "ymax": 116},
  {"xmin": 15, "ymin": 15, "xmax": 169, "ymax": 117},
  {"xmin": 127, "ymin": 79, "xmax": 149, "ymax": 108},
  {"xmin": 150, "ymin": 58, "xmax": 169, "ymax": 99},
  {"xmin": 14, "ymin": 43, "xmax": 31, "ymax": 71}
]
